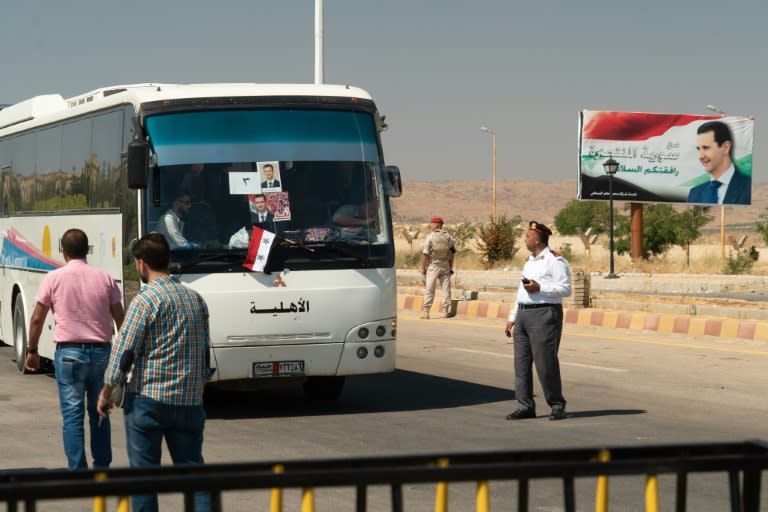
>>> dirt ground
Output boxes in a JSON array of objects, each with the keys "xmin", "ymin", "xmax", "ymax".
[
  {"xmin": 395, "ymin": 225, "xmax": 768, "ymax": 316},
  {"xmin": 394, "ymin": 223, "xmax": 768, "ymax": 274}
]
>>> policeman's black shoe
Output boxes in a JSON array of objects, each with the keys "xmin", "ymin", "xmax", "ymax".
[
  {"xmin": 505, "ymin": 408, "xmax": 536, "ymax": 420},
  {"xmin": 549, "ymin": 408, "xmax": 567, "ymax": 421}
]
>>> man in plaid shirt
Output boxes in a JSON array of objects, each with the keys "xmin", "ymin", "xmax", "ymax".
[{"xmin": 97, "ymin": 233, "xmax": 211, "ymax": 512}]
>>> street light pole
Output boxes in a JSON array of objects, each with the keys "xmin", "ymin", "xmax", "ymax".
[
  {"xmin": 314, "ymin": 0, "xmax": 324, "ymax": 84},
  {"xmin": 480, "ymin": 126, "xmax": 497, "ymax": 222},
  {"xmin": 706, "ymin": 104, "xmax": 726, "ymax": 116},
  {"xmin": 603, "ymin": 156, "xmax": 619, "ymax": 279}
]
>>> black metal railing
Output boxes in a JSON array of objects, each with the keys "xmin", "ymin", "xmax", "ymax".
[{"xmin": 1, "ymin": 440, "xmax": 766, "ymax": 511}]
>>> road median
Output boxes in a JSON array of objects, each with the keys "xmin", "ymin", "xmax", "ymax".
[{"xmin": 397, "ymin": 269, "xmax": 768, "ymax": 341}]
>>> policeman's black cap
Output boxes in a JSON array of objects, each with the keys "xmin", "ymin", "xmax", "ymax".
[{"xmin": 528, "ymin": 221, "xmax": 552, "ymax": 236}]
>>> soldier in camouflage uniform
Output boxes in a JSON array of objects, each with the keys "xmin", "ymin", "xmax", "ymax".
[{"xmin": 419, "ymin": 217, "xmax": 455, "ymax": 319}]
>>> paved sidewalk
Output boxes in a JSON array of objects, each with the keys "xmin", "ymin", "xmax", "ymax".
[
  {"xmin": 397, "ymin": 269, "xmax": 768, "ymax": 342},
  {"xmin": 397, "ymin": 293, "xmax": 768, "ymax": 342}
]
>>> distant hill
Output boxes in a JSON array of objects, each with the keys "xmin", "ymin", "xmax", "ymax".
[{"xmin": 391, "ymin": 178, "xmax": 768, "ymax": 231}]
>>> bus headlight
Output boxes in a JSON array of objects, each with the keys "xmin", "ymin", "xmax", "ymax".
[
  {"xmin": 374, "ymin": 345, "xmax": 385, "ymax": 358},
  {"xmin": 357, "ymin": 347, "xmax": 369, "ymax": 359},
  {"xmin": 345, "ymin": 318, "xmax": 396, "ymax": 342}
]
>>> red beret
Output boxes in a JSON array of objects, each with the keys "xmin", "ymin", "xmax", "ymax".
[
  {"xmin": 529, "ymin": 221, "xmax": 552, "ymax": 236},
  {"xmin": 430, "ymin": 217, "xmax": 444, "ymax": 224}
]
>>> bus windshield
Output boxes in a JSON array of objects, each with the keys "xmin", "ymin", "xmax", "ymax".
[{"xmin": 144, "ymin": 108, "xmax": 393, "ymax": 272}]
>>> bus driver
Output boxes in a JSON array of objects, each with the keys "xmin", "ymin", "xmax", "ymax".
[{"xmin": 154, "ymin": 192, "xmax": 199, "ymax": 250}]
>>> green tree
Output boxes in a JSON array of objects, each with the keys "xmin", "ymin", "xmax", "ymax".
[
  {"xmin": 33, "ymin": 194, "xmax": 89, "ymax": 212},
  {"xmin": 614, "ymin": 204, "xmax": 714, "ymax": 261},
  {"xmin": 444, "ymin": 221, "xmax": 477, "ymax": 256},
  {"xmin": 615, "ymin": 204, "xmax": 678, "ymax": 260},
  {"xmin": 553, "ymin": 200, "xmax": 610, "ymax": 235},
  {"xmin": 476, "ymin": 214, "xmax": 523, "ymax": 268},
  {"xmin": 756, "ymin": 208, "xmax": 768, "ymax": 245}
]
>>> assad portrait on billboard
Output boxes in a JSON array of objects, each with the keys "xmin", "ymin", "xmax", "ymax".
[
  {"xmin": 686, "ymin": 121, "xmax": 750, "ymax": 205},
  {"xmin": 578, "ymin": 111, "xmax": 754, "ymax": 206}
]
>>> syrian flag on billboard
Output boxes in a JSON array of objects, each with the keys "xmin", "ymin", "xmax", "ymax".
[
  {"xmin": 243, "ymin": 226, "xmax": 276, "ymax": 272},
  {"xmin": 578, "ymin": 110, "xmax": 754, "ymax": 204}
]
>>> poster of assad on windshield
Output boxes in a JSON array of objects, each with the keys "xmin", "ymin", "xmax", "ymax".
[{"xmin": 578, "ymin": 110, "xmax": 754, "ymax": 205}]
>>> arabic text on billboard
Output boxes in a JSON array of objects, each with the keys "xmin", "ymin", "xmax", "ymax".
[{"xmin": 578, "ymin": 111, "xmax": 753, "ymax": 205}]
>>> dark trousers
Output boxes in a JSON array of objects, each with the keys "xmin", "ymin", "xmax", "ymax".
[{"xmin": 512, "ymin": 304, "xmax": 566, "ymax": 411}]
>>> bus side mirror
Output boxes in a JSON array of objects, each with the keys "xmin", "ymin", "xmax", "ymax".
[
  {"xmin": 383, "ymin": 165, "xmax": 402, "ymax": 197},
  {"xmin": 127, "ymin": 140, "xmax": 149, "ymax": 189}
]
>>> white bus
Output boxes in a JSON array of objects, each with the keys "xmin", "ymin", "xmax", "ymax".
[{"xmin": 0, "ymin": 83, "xmax": 402, "ymax": 399}]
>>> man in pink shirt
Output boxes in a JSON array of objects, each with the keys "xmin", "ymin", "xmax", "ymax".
[{"xmin": 25, "ymin": 228, "xmax": 124, "ymax": 469}]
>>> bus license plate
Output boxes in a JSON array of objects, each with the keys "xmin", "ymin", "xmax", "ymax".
[{"xmin": 252, "ymin": 361, "xmax": 305, "ymax": 378}]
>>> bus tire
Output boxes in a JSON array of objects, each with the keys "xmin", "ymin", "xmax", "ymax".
[
  {"xmin": 303, "ymin": 376, "xmax": 345, "ymax": 401},
  {"xmin": 13, "ymin": 300, "xmax": 29, "ymax": 374}
]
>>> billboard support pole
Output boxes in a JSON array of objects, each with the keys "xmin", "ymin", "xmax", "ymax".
[
  {"xmin": 706, "ymin": 105, "xmax": 728, "ymax": 266},
  {"xmin": 630, "ymin": 203, "xmax": 643, "ymax": 260}
]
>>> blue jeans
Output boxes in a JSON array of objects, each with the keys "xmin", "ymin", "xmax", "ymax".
[
  {"xmin": 54, "ymin": 344, "xmax": 112, "ymax": 470},
  {"xmin": 124, "ymin": 393, "xmax": 209, "ymax": 512}
]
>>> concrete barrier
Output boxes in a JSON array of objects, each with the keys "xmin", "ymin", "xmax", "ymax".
[{"xmin": 397, "ymin": 294, "xmax": 768, "ymax": 342}]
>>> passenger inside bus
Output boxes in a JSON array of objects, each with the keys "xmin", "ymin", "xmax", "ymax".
[{"xmin": 149, "ymin": 160, "xmax": 388, "ymax": 249}]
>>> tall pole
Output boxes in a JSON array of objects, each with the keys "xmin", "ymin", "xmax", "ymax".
[
  {"xmin": 491, "ymin": 131, "xmax": 497, "ymax": 222},
  {"xmin": 314, "ymin": 0, "xmax": 324, "ymax": 84},
  {"xmin": 480, "ymin": 126, "xmax": 497, "ymax": 222},
  {"xmin": 607, "ymin": 172, "xmax": 617, "ymax": 278}
]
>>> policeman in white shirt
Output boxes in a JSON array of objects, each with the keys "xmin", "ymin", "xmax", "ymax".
[{"xmin": 504, "ymin": 221, "xmax": 571, "ymax": 421}]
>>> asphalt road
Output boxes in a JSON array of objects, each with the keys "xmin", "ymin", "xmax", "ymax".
[{"xmin": 2, "ymin": 315, "xmax": 767, "ymax": 511}]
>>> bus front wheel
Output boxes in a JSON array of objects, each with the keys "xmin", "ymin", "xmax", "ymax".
[
  {"xmin": 303, "ymin": 376, "xmax": 345, "ymax": 401},
  {"xmin": 13, "ymin": 300, "xmax": 29, "ymax": 374}
]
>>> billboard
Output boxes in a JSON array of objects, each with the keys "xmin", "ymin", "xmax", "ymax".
[{"xmin": 578, "ymin": 111, "xmax": 754, "ymax": 205}]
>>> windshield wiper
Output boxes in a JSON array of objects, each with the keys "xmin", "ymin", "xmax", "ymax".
[
  {"xmin": 278, "ymin": 238, "xmax": 317, "ymax": 254},
  {"xmin": 169, "ymin": 252, "xmax": 245, "ymax": 274},
  {"xmin": 313, "ymin": 241, "xmax": 368, "ymax": 262},
  {"xmin": 277, "ymin": 236, "xmax": 367, "ymax": 263}
]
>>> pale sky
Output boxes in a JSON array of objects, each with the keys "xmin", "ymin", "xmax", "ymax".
[{"xmin": 3, "ymin": 0, "xmax": 767, "ymax": 182}]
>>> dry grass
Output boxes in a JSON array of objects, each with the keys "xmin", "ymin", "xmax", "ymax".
[
  {"xmin": 394, "ymin": 224, "xmax": 768, "ymax": 275},
  {"xmin": 391, "ymin": 177, "xmax": 768, "ymax": 275},
  {"xmin": 391, "ymin": 178, "xmax": 768, "ymax": 228}
]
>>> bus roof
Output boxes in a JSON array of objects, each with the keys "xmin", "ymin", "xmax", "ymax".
[{"xmin": 0, "ymin": 83, "xmax": 374, "ymax": 136}]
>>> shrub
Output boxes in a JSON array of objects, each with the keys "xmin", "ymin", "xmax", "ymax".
[
  {"xmin": 557, "ymin": 242, "xmax": 574, "ymax": 262},
  {"xmin": 722, "ymin": 246, "xmax": 759, "ymax": 275},
  {"xmin": 476, "ymin": 214, "xmax": 523, "ymax": 268},
  {"xmin": 756, "ymin": 210, "xmax": 768, "ymax": 245},
  {"xmin": 444, "ymin": 222, "xmax": 477, "ymax": 256},
  {"xmin": 396, "ymin": 250, "xmax": 421, "ymax": 268}
]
